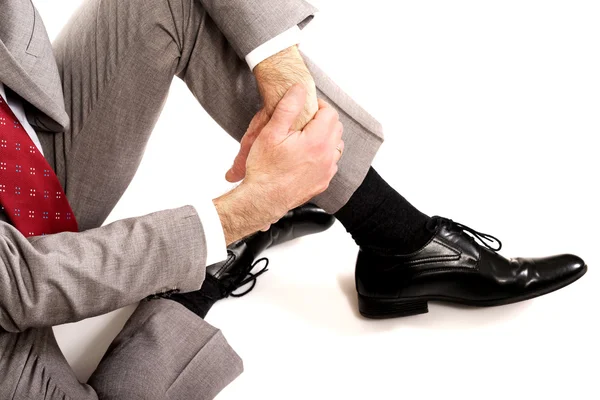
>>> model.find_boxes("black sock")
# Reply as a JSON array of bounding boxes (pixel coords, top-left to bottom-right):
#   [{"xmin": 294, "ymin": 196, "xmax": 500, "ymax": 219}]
[
  {"xmin": 168, "ymin": 275, "xmax": 222, "ymax": 319},
  {"xmin": 334, "ymin": 167, "xmax": 433, "ymax": 254}
]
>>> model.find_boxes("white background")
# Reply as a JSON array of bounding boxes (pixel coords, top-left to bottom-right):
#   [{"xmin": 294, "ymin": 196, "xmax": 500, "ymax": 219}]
[{"xmin": 31, "ymin": 0, "xmax": 599, "ymax": 399}]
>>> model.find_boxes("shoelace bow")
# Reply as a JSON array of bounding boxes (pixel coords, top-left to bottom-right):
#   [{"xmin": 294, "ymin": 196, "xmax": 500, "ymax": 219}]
[
  {"xmin": 228, "ymin": 257, "xmax": 270, "ymax": 298},
  {"xmin": 440, "ymin": 217, "xmax": 503, "ymax": 252}
]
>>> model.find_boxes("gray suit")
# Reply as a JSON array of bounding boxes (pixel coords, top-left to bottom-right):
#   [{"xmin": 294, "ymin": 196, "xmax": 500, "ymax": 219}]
[{"xmin": 0, "ymin": 0, "xmax": 383, "ymax": 398}]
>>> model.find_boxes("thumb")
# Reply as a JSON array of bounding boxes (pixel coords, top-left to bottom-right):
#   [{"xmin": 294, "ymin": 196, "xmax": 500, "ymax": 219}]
[
  {"xmin": 225, "ymin": 151, "xmax": 246, "ymax": 182},
  {"xmin": 225, "ymin": 109, "xmax": 269, "ymax": 182},
  {"xmin": 265, "ymin": 84, "xmax": 307, "ymax": 134},
  {"xmin": 226, "ymin": 135, "xmax": 253, "ymax": 182}
]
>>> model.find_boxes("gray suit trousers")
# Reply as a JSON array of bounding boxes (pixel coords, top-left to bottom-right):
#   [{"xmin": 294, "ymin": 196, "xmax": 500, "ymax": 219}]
[{"xmin": 0, "ymin": 0, "xmax": 383, "ymax": 398}]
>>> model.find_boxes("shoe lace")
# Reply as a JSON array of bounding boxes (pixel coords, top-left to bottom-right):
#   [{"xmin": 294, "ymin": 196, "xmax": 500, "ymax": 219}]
[
  {"xmin": 438, "ymin": 217, "xmax": 503, "ymax": 252},
  {"xmin": 228, "ymin": 257, "xmax": 270, "ymax": 298}
]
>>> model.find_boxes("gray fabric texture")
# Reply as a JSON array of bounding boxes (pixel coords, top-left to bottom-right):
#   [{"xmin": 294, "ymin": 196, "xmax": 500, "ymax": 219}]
[
  {"xmin": 0, "ymin": 0, "xmax": 384, "ymax": 397},
  {"xmin": 0, "ymin": 300, "xmax": 243, "ymax": 399}
]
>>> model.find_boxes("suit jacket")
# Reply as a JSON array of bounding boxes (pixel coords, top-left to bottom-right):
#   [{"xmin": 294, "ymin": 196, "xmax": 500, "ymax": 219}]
[{"xmin": 0, "ymin": 0, "xmax": 315, "ymax": 333}]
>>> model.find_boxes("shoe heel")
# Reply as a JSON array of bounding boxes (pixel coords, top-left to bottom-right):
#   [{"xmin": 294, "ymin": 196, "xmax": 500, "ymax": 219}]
[{"xmin": 358, "ymin": 294, "xmax": 428, "ymax": 319}]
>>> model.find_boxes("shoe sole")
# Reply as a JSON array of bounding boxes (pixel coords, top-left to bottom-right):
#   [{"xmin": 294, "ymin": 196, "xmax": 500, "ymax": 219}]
[{"xmin": 358, "ymin": 264, "xmax": 588, "ymax": 319}]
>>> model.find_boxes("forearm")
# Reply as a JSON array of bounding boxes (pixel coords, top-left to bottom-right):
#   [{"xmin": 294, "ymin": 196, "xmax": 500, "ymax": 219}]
[
  {"xmin": 0, "ymin": 207, "xmax": 205, "ymax": 332},
  {"xmin": 213, "ymin": 182, "xmax": 287, "ymax": 246},
  {"xmin": 254, "ymin": 45, "xmax": 318, "ymax": 131}
]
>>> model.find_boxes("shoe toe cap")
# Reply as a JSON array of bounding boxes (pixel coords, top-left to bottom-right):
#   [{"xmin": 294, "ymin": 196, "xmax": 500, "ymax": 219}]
[
  {"xmin": 532, "ymin": 253, "xmax": 587, "ymax": 283},
  {"xmin": 556, "ymin": 254, "xmax": 587, "ymax": 276}
]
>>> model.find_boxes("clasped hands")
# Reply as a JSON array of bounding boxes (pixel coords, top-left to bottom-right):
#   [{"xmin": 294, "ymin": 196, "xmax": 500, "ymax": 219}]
[
  {"xmin": 213, "ymin": 45, "xmax": 343, "ymax": 244},
  {"xmin": 214, "ymin": 83, "xmax": 344, "ymax": 245},
  {"xmin": 240, "ymin": 83, "xmax": 343, "ymax": 224}
]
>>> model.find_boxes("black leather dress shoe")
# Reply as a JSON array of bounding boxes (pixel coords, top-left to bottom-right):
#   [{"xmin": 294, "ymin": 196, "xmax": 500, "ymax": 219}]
[
  {"xmin": 169, "ymin": 203, "xmax": 335, "ymax": 318},
  {"xmin": 356, "ymin": 216, "xmax": 587, "ymax": 319},
  {"xmin": 205, "ymin": 203, "xmax": 335, "ymax": 296}
]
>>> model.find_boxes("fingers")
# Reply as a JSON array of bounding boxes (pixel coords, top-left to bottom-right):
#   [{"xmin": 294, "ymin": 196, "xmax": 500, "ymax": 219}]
[
  {"xmin": 303, "ymin": 100, "xmax": 339, "ymax": 139},
  {"xmin": 334, "ymin": 140, "xmax": 345, "ymax": 163},
  {"xmin": 302, "ymin": 100, "xmax": 344, "ymax": 180},
  {"xmin": 332, "ymin": 121, "xmax": 344, "ymax": 163},
  {"xmin": 334, "ymin": 120, "xmax": 344, "ymax": 142},
  {"xmin": 317, "ymin": 98, "xmax": 329, "ymax": 110},
  {"xmin": 265, "ymin": 84, "xmax": 307, "ymax": 134},
  {"xmin": 314, "ymin": 101, "xmax": 339, "ymax": 130}
]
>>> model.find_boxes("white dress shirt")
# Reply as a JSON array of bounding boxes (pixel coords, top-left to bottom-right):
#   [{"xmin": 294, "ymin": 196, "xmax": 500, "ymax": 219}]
[
  {"xmin": 0, "ymin": 26, "xmax": 301, "ymax": 265},
  {"xmin": 245, "ymin": 26, "xmax": 302, "ymax": 71},
  {"xmin": 0, "ymin": 83, "xmax": 45, "ymax": 156}
]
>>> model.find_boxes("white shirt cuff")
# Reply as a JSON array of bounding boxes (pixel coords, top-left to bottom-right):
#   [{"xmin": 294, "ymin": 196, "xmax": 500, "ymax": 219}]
[
  {"xmin": 245, "ymin": 26, "xmax": 302, "ymax": 71},
  {"xmin": 193, "ymin": 199, "xmax": 228, "ymax": 266}
]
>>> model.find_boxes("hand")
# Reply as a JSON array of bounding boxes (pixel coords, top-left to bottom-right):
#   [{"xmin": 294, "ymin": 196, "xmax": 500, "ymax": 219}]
[
  {"xmin": 214, "ymin": 84, "xmax": 344, "ymax": 245},
  {"xmin": 245, "ymin": 84, "xmax": 343, "ymax": 213},
  {"xmin": 227, "ymin": 46, "xmax": 318, "ymax": 183}
]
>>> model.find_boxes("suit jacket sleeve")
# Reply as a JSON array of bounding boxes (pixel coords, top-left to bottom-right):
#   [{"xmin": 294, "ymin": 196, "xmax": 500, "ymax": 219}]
[
  {"xmin": 198, "ymin": 0, "xmax": 318, "ymax": 60},
  {"xmin": 0, "ymin": 206, "xmax": 207, "ymax": 333}
]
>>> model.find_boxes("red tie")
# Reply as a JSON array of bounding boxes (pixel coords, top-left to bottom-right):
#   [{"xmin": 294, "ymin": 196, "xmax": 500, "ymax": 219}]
[{"xmin": 0, "ymin": 95, "xmax": 78, "ymax": 237}]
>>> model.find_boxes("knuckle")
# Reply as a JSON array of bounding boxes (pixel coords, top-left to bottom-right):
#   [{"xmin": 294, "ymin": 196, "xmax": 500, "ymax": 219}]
[
  {"xmin": 320, "ymin": 108, "xmax": 334, "ymax": 121},
  {"xmin": 330, "ymin": 166, "xmax": 338, "ymax": 180},
  {"xmin": 328, "ymin": 108, "xmax": 339, "ymax": 121},
  {"xmin": 332, "ymin": 108, "xmax": 340, "ymax": 121},
  {"xmin": 317, "ymin": 182, "xmax": 329, "ymax": 194}
]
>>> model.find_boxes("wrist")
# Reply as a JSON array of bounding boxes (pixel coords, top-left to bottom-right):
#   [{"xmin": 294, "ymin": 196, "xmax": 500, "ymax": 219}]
[
  {"xmin": 254, "ymin": 46, "xmax": 317, "ymax": 128},
  {"xmin": 213, "ymin": 182, "xmax": 287, "ymax": 245}
]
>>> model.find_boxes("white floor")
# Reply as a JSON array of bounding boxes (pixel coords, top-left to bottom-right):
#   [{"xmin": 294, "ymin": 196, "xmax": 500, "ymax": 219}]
[{"xmin": 35, "ymin": 1, "xmax": 600, "ymax": 399}]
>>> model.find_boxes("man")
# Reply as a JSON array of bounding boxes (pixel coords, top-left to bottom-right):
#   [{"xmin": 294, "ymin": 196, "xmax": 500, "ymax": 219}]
[{"xmin": 0, "ymin": 0, "xmax": 587, "ymax": 398}]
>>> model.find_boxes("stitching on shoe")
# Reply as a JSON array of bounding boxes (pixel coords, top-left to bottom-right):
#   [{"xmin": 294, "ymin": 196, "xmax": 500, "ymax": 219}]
[{"xmin": 401, "ymin": 239, "xmax": 461, "ymax": 266}]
